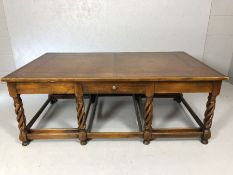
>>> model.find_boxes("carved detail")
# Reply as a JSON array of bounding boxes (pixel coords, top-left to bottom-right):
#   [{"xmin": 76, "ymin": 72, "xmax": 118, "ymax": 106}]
[
  {"xmin": 144, "ymin": 96, "xmax": 153, "ymax": 130},
  {"xmin": 204, "ymin": 94, "xmax": 216, "ymax": 129},
  {"xmin": 13, "ymin": 95, "xmax": 28, "ymax": 142},
  {"xmin": 76, "ymin": 94, "xmax": 86, "ymax": 130},
  {"xmin": 76, "ymin": 91, "xmax": 87, "ymax": 145},
  {"xmin": 143, "ymin": 96, "xmax": 153, "ymax": 144},
  {"xmin": 202, "ymin": 93, "xmax": 217, "ymax": 144}
]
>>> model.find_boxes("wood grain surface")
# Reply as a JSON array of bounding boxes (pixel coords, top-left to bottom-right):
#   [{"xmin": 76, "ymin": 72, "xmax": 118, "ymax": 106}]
[{"xmin": 1, "ymin": 52, "xmax": 228, "ymax": 82}]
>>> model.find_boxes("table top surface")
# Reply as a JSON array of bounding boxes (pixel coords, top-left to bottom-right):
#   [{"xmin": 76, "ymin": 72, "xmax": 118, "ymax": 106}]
[{"xmin": 1, "ymin": 52, "xmax": 228, "ymax": 82}]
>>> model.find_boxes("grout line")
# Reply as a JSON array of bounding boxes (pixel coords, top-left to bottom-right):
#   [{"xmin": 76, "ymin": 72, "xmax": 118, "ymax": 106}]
[
  {"xmin": 228, "ymin": 53, "xmax": 233, "ymax": 83},
  {"xmin": 202, "ymin": 0, "xmax": 214, "ymax": 63},
  {"xmin": 1, "ymin": 0, "xmax": 16, "ymax": 69},
  {"xmin": 206, "ymin": 34, "xmax": 233, "ymax": 37},
  {"xmin": 211, "ymin": 15, "xmax": 233, "ymax": 16}
]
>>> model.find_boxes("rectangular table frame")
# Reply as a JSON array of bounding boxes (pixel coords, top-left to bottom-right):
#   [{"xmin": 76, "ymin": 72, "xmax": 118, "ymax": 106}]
[{"xmin": 6, "ymin": 80, "xmax": 221, "ymax": 146}]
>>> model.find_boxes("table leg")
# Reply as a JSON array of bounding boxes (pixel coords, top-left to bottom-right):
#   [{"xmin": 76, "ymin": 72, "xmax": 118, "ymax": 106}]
[
  {"xmin": 201, "ymin": 93, "xmax": 217, "ymax": 144},
  {"xmin": 7, "ymin": 83, "xmax": 30, "ymax": 146},
  {"xmin": 143, "ymin": 85, "xmax": 154, "ymax": 145},
  {"xmin": 13, "ymin": 95, "xmax": 30, "ymax": 146},
  {"xmin": 75, "ymin": 85, "xmax": 87, "ymax": 145},
  {"xmin": 201, "ymin": 82, "xmax": 221, "ymax": 144}
]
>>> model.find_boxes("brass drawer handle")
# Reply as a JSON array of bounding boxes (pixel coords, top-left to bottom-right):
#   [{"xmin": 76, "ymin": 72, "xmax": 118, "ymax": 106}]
[{"xmin": 112, "ymin": 85, "xmax": 118, "ymax": 91}]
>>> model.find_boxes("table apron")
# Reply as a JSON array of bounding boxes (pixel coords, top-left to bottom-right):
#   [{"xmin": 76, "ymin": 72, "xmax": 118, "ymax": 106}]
[
  {"xmin": 155, "ymin": 81, "xmax": 214, "ymax": 93},
  {"xmin": 15, "ymin": 82, "xmax": 75, "ymax": 94},
  {"xmin": 12, "ymin": 81, "xmax": 217, "ymax": 94}
]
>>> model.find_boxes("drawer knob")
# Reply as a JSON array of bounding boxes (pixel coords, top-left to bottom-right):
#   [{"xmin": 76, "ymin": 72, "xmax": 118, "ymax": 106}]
[{"xmin": 112, "ymin": 85, "xmax": 117, "ymax": 91}]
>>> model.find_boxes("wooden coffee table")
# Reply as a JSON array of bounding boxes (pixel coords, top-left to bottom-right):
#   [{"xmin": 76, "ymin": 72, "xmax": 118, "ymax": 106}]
[{"xmin": 1, "ymin": 52, "xmax": 228, "ymax": 146}]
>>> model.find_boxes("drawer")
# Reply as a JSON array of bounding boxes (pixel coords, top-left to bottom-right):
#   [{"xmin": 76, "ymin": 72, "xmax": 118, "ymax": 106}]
[
  {"xmin": 82, "ymin": 82, "xmax": 149, "ymax": 94},
  {"xmin": 154, "ymin": 81, "xmax": 213, "ymax": 93},
  {"xmin": 16, "ymin": 82, "xmax": 75, "ymax": 94}
]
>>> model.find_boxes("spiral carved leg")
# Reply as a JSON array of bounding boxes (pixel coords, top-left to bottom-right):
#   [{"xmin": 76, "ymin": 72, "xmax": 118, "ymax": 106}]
[
  {"xmin": 76, "ymin": 94, "xmax": 87, "ymax": 145},
  {"xmin": 13, "ymin": 95, "xmax": 30, "ymax": 145},
  {"xmin": 143, "ymin": 96, "xmax": 153, "ymax": 145},
  {"xmin": 201, "ymin": 93, "xmax": 217, "ymax": 144}
]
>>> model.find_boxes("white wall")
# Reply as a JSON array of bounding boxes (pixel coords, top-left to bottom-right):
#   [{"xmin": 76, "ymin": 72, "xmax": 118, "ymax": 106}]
[
  {"xmin": 0, "ymin": 0, "xmax": 15, "ymax": 77},
  {"xmin": 203, "ymin": 0, "xmax": 233, "ymax": 75},
  {"xmin": 3, "ymin": 0, "xmax": 212, "ymax": 68},
  {"xmin": 229, "ymin": 54, "xmax": 233, "ymax": 83}
]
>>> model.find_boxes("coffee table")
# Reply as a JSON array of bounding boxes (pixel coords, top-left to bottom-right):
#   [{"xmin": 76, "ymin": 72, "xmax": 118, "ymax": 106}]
[{"xmin": 1, "ymin": 52, "xmax": 228, "ymax": 146}]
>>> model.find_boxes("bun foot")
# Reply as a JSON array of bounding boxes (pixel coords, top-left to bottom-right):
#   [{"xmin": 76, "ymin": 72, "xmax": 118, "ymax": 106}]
[
  {"xmin": 80, "ymin": 141, "xmax": 87, "ymax": 145},
  {"xmin": 22, "ymin": 141, "xmax": 30, "ymax": 146},
  {"xmin": 143, "ymin": 140, "xmax": 150, "ymax": 145},
  {"xmin": 201, "ymin": 139, "xmax": 208, "ymax": 144}
]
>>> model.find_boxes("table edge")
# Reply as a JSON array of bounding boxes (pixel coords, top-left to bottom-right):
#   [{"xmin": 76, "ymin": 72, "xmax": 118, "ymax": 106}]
[{"xmin": 1, "ymin": 76, "xmax": 229, "ymax": 83}]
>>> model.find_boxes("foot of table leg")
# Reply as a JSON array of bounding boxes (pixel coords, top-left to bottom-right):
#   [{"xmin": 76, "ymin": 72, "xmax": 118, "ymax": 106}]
[
  {"xmin": 80, "ymin": 141, "xmax": 87, "ymax": 145},
  {"xmin": 79, "ymin": 130, "xmax": 87, "ymax": 145},
  {"xmin": 201, "ymin": 129, "xmax": 211, "ymax": 144},
  {"xmin": 22, "ymin": 140, "xmax": 31, "ymax": 146},
  {"xmin": 143, "ymin": 140, "xmax": 150, "ymax": 145},
  {"xmin": 143, "ymin": 130, "xmax": 152, "ymax": 145},
  {"xmin": 201, "ymin": 139, "xmax": 208, "ymax": 144}
]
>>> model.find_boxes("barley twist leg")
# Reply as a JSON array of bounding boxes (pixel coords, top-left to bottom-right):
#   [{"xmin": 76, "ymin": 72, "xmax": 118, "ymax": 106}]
[
  {"xmin": 201, "ymin": 93, "xmax": 217, "ymax": 144},
  {"xmin": 13, "ymin": 95, "xmax": 30, "ymax": 146},
  {"xmin": 143, "ymin": 96, "xmax": 153, "ymax": 145},
  {"xmin": 76, "ymin": 93, "xmax": 87, "ymax": 145}
]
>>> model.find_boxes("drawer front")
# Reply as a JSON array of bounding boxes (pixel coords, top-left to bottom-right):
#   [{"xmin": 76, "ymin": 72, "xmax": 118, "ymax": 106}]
[
  {"xmin": 16, "ymin": 82, "xmax": 75, "ymax": 94},
  {"xmin": 154, "ymin": 81, "xmax": 213, "ymax": 93},
  {"xmin": 82, "ymin": 82, "xmax": 150, "ymax": 94}
]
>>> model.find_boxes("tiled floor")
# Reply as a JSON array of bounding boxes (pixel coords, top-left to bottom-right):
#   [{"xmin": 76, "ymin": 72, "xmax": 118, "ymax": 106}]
[{"xmin": 0, "ymin": 82, "xmax": 233, "ymax": 175}]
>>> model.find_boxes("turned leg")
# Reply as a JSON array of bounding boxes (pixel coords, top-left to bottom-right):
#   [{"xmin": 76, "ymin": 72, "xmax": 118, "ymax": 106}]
[
  {"xmin": 143, "ymin": 90, "xmax": 154, "ymax": 145},
  {"xmin": 201, "ymin": 93, "xmax": 217, "ymax": 144},
  {"xmin": 75, "ymin": 85, "xmax": 87, "ymax": 145},
  {"xmin": 201, "ymin": 82, "xmax": 222, "ymax": 144},
  {"xmin": 12, "ymin": 95, "xmax": 30, "ymax": 146}
]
